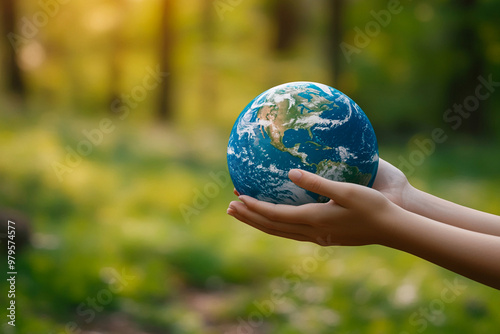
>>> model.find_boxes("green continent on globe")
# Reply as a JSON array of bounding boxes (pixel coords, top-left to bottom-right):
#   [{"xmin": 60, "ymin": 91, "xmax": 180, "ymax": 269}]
[
  {"xmin": 315, "ymin": 159, "xmax": 372, "ymax": 185},
  {"xmin": 228, "ymin": 81, "xmax": 379, "ymax": 205},
  {"xmin": 314, "ymin": 159, "xmax": 372, "ymax": 202},
  {"xmin": 255, "ymin": 86, "xmax": 372, "ymax": 199},
  {"xmin": 257, "ymin": 87, "xmax": 334, "ymax": 164}
]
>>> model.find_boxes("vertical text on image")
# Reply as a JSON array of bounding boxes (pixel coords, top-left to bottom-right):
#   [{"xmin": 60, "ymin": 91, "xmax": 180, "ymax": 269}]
[{"xmin": 5, "ymin": 220, "xmax": 17, "ymax": 327}]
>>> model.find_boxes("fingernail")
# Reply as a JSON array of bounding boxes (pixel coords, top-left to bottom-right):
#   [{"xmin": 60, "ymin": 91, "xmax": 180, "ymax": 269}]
[
  {"xmin": 288, "ymin": 169, "xmax": 302, "ymax": 182},
  {"xmin": 227, "ymin": 203, "xmax": 236, "ymax": 215},
  {"xmin": 238, "ymin": 195, "xmax": 248, "ymax": 204}
]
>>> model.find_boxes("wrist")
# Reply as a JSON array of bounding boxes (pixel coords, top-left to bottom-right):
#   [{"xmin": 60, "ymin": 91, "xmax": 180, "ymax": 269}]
[
  {"xmin": 373, "ymin": 201, "xmax": 410, "ymax": 247},
  {"xmin": 401, "ymin": 182, "xmax": 421, "ymax": 213}
]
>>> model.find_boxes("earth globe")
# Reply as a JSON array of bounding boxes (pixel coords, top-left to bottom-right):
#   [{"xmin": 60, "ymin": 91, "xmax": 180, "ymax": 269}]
[{"xmin": 227, "ymin": 81, "xmax": 379, "ymax": 205}]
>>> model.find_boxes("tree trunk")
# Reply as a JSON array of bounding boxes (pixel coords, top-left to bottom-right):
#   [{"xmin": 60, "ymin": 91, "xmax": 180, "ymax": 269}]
[
  {"xmin": 199, "ymin": 0, "xmax": 217, "ymax": 121},
  {"xmin": 327, "ymin": 0, "xmax": 345, "ymax": 87},
  {"xmin": 1, "ymin": 0, "xmax": 26, "ymax": 98},
  {"xmin": 108, "ymin": 1, "xmax": 125, "ymax": 115},
  {"xmin": 158, "ymin": 0, "xmax": 175, "ymax": 121},
  {"xmin": 446, "ymin": 0, "xmax": 486, "ymax": 135},
  {"xmin": 271, "ymin": 0, "xmax": 300, "ymax": 54}
]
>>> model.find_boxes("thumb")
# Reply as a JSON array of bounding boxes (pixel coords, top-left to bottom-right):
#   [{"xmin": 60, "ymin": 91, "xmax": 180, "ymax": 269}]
[{"xmin": 288, "ymin": 169, "xmax": 357, "ymax": 207}]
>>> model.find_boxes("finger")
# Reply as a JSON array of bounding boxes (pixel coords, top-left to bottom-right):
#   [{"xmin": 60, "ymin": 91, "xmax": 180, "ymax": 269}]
[
  {"xmin": 228, "ymin": 201, "xmax": 313, "ymax": 236},
  {"xmin": 288, "ymin": 169, "xmax": 358, "ymax": 207},
  {"xmin": 239, "ymin": 195, "xmax": 324, "ymax": 224},
  {"xmin": 228, "ymin": 200, "xmax": 312, "ymax": 234},
  {"xmin": 227, "ymin": 202, "xmax": 311, "ymax": 242},
  {"xmin": 233, "ymin": 188, "xmax": 240, "ymax": 196}
]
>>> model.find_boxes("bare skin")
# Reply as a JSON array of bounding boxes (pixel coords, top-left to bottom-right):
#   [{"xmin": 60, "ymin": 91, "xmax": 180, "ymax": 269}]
[{"xmin": 227, "ymin": 159, "xmax": 500, "ymax": 290}]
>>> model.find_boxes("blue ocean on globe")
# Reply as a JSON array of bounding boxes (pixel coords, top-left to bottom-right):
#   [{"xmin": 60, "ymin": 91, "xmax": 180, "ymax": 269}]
[{"xmin": 227, "ymin": 81, "xmax": 379, "ymax": 205}]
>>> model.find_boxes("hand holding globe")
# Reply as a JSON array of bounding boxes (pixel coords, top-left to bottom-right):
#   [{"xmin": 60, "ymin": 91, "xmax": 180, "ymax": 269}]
[
  {"xmin": 226, "ymin": 81, "xmax": 500, "ymax": 290},
  {"xmin": 227, "ymin": 81, "xmax": 379, "ymax": 205},
  {"xmin": 228, "ymin": 163, "xmax": 399, "ymax": 246}
]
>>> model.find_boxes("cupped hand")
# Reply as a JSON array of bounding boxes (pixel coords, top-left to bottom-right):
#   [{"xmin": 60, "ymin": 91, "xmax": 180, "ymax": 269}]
[
  {"xmin": 227, "ymin": 169, "xmax": 399, "ymax": 246},
  {"xmin": 372, "ymin": 158, "xmax": 412, "ymax": 209}
]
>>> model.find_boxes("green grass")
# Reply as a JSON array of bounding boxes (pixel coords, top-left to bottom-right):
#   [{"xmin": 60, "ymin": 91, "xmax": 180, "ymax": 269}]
[{"xmin": 0, "ymin": 114, "xmax": 499, "ymax": 333}]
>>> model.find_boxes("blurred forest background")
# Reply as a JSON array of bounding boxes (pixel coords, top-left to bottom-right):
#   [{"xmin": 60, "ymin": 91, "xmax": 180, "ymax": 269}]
[{"xmin": 1, "ymin": 0, "xmax": 500, "ymax": 333}]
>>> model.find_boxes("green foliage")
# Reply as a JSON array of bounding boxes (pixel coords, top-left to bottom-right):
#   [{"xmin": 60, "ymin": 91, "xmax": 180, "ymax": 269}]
[
  {"xmin": 1, "ymin": 0, "xmax": 500, "ymax": 332},
  {"xmin": 2, "ymin": 0, "xmax": 499, "ymax": 137},
  {"xmin": 0, "ymin": 113, "xmax": 499, "ymax": 333}
]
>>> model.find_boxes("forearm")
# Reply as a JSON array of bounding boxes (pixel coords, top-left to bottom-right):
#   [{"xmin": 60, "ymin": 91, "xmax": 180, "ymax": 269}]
[
  {"xmin": 404, "ymin": 185, "xmax": 500, "ymax": 237},
  {"xmin": 382, "ymin": 207, "xmax": 500, "ymax": 290}
]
